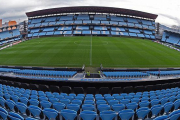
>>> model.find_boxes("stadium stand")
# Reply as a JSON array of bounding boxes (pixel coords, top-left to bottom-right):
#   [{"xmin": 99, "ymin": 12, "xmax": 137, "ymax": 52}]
[
  {"xmin": 0, "ymin": 29, "xmax": 20, "ymax": 40},
  {"xmin": 0, "ymin": 80, "xmax": 180, "ymax": 120},
  {"xmin": 0, "ymin": 29, "xmax": 21, "ymax": 46},
  {"xmin": 161, "ymin": 31, "xmax": 180, "ymax": 45},
  {"xmin": 1, "ymin": 67, "xmax": 180, "ymax": 82},
  {"xmin": 103, "ymin": 72, "xmax": 149, "ymax": 78},
  {"xmin": 147, "ymin": 70, "xmax": 180, "ymax": 76},
  {"xmin": 27, "ymin": 7, "xmax": 156, "ymax": 39},
  {"xmin": 0, "ymin": 68, "xmax": 77, "ymax": 78}
]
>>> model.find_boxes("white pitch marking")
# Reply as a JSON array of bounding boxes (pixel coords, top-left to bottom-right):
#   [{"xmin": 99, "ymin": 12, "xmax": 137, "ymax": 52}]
[{"xmin": 90, "ymin": 35, "xmax": 92, "ymax": 66}]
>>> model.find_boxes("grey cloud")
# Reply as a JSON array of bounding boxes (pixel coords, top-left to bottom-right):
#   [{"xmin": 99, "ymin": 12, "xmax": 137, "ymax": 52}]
[
  {"xmin": 0, "ymin": 0, "xmax": 180, "ymax": 26},
  {"xmin": 158, "ymin": 13, "xmax": 180, "ymax": 26}
]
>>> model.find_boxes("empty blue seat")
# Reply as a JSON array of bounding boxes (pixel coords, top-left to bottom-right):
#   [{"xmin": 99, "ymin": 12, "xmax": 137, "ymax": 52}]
[
  {"xmin": 120, "ymin": 99, "xmax": 130, "ymax": 105},
  {"xmin": 150, "ymin": 96, "xmax": 157, "ymax": 100},
  {"xmin": 108, "ymin": 100, "xmax": 119, "ymax": 106},
  {"xmin": 53, "ymin": 102, "xmax": 65, "ymax": 112},
  {"xmin": 82, "ymin": 104, "xmax": 95, "ymax": 111},
  {"xmin": 0, "ymin": 107, "xmax": 8, "ymax": 120},
  {"xmin": 77, "ymin": 94, "xmax": 85, "ymax": 97},
  {"xmin": 39, "ymin": 96, "xmax": 48, "ymax": 101},
  {"xmin": 100, "ymin": 110, "xmax": 117, "ymax": 120},
  {"xmin": 88, "ymin": 94, "xmax": 97, "ymax": 98},
  {"xmin": 19, "ymin": 97, "xmax": 28, "ymax": 105},
  {"xmin": 71, "ymin": 99, "xmax": 82, "ymax": 105},
  {"xmin": 80, "ymin": 111, "xmax": 97, "ymax": 120},
  {"xmin": 4, "ymin": 94, "xmax": 11, "ymax": 99},
  {"xmin": 26, "ymin": 117, "xmax": 38, "ymax": 120},
  {"xmin": 60, "ymin": 109, "xmax": 77, "ymax": 120},
  {"xmin": 125, "ymin": 95, "xmax": 133, "ymax": 100},
  {"xmin": 16, "ymin": 102, "xmax": 27, "ymax": 114},
  {"xmin": 126, "ymin": 102, "xmax": 138, "ymax": 110},
  {"xmin": 29, "ymin": 99, "xmax": 39, "ymax": 106},
  {"xmin": 6, "ymin": 99, "xmax": 16, "ymax": 111},
  {"xmin": 65, "ymin": 96, "xmax": 74, "ymax": 101},
  {"xmin": 119, "ymin": 109, "xmax": 134, "ymax": 120},
  {"xmin": 97, "ymin": 104, "xmax": 111, "ymax": 112},
  {"xmin": 75, "ymin": 96, "xmax": 84, "ymax": 101},
  {"xmin": 160, "ymin": 97, "xmax": 169, "ymax": 105},
  {"xmin": 28, "ymin": 105, "xmax": 43, "ymax": 119},
  {"xmin": 40, "ymin": 100, "xmax": 52, "ymax": 108},
  {"xmin": 49, "ymin": 98, "xmax": 59, "ymax": 103},
  {"xmin": 84, "ymin": 100, "xmax": 94, "ymax": 105},
  {"xmin": 151, "ymin": 104, "xmax": 163, "ymax": 118},
  {"xmin": 154, "ymin": 115, "xmax": 168, "ymax": 120},
  {"xmin": 95, "ymin": 96, "xmax": 104, "ymax": 100},
  {"xmin": 174, "ymin": 99, "xmax": 180, "ymax": 110},
  {"xmin": 85, "ymin": 96, "xmax": 94, "ymax": 100},
  {"xmin": 112, "ymin": 104, "xmax": 125, "ymax": 112},
  {"xmin": 151, "ymin": 99, "xmax": 160, "ymax": 106},
  {"xmin": 67, "ymin": 104, "xmax": 80, "ymax": 112},
  {"xmin": 112, "ymin": 94, "xmax": 119, "ymax": 97},
  {"xmin": 30, "ymin": 95, "xmax": 38, "ymax": 99},
  {"xmin": 43, "ymin": 108, "xmax": 58, "ymax": 120},
  {"xmin": 0, "ymin": 97, "xmax": 6, "ymax": 107},
  {"xmin": 141, "ymin": 97, "xmax": 149, "ymax": 101},
  {"xmin": 139, "ymin": 101, "xmax": 150, "ymax": 108},
  {"xmin": 169, "ymin": 96, "xmax": 176, "ymax": 102},
  {"xmin": 164, "ymin": 102, "xmax": 174, "ymax": 114},
  {"xmin": 169, "ymin": 112, "xmax": 180, "ymax": 120},
  {"xmin": 8, "ymin": 112, "xmax": 24, "ymax": 120},
  {"xmin": 60, "ymin": 99, "xmax": 71, "ymax": 106},
  {"xmin": 11, "ymin": 95, "xmax": 19, "ymax": 102},
  {"xmin": 115, "ymin": 96, "xmax": 124, "ymax": 100},
  {"xmin": 96, "ymin": 100, "xmax": 107, "ymax": 105},
  {"xmin": 131, "ymin": 98, "xmax": 140, "ymax": 103},
  {"xmin": 105, "ymin": 96, "xmax": 114, "ymax": 101},
  {"xmin": 136, "ymin": 107, "xmax": 150, "ymax": 120},
  {"xmin": 176, "ymin": 94, "xmax": 180, "ymax": 99}
]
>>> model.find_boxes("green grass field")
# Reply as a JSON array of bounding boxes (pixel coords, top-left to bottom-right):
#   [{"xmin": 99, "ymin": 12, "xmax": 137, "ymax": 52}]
[{"xmin": 0, "ymin": 36, "xmax": 180, "ymax": 68}]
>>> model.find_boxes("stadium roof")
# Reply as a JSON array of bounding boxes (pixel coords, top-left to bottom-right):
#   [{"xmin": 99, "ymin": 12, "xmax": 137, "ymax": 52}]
[
  {"xmin": 26, "ymin": 6, "xmax": 158, "ymax": 19},
  {"xmin": 164, "ymin": 30, "xmax": 180, "ymax": 35}
]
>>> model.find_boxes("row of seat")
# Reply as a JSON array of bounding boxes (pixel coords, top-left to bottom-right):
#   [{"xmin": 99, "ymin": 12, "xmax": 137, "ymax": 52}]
[
  {"xmin": 0, "ymin": 68, "xmax": 77, "ymax": 78},
  {"xmin": 103, "ymin": 72, "xmax": 149, "ymax": 78},
  {"xmin": 0, "ymin": 29, "xmax": 20, "ymax": 40},
  {"xmin": 15, "ymin": 75, "xmax": 68, "ymax": 81},
  {"xmin": 2, "ymin": 87, "xmax": 180, "ymax": 109},
  {"xmin": 1, "ymin": 82, "xmax": 180, "ymax": 120},
  {"xmin": 29, "ymin": 26, "xmax": 154, "ymax": 35},
  {"xmin": 28, "ymin": 15, "xmax": 155, "ymax": 26},
  {"xmin": 80, "ymin": 78, "xmax": 143, "ymax": 82},
  {"xmin": 27, "ymin": 31, "xmax": 155, "ymax": 40},
  {"xmin": 103, "ymin": 70, "xmax": 180, "ymax": 78},
  {"xmin": 0, "ymin": 38, "xmax": 20, "ymax": 46},
  {"xmin": 28, "ymin": 21, "xmax": 155, "ymax": 30},
  {"xmin": 147, "ymin": 70, "xmax": 180, "ymax": 76},
  {"xmin": 1, "ymin": 79, "xmax": 179, "ymax": 94},
  {"xmin": 154, "ymin": 110, "xmax": 180, "ymax": 120}
]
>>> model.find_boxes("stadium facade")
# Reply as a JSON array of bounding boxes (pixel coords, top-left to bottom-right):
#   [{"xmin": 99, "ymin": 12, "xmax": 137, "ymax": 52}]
[{"xmin": 26, "ymin": 6, "xmax": 157, "ymax": 39}]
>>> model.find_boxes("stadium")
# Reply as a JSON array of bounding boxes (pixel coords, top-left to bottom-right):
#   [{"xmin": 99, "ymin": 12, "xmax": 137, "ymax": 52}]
[{"xmin": 0, "ymin": 5, "xmax": 180, "ymax": 120}]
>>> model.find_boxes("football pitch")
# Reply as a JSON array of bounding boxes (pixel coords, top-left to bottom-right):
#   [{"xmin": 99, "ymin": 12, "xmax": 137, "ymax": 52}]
[{"xmin": 0, "ymin": 36, "xmax": 180, "ymax": 68}]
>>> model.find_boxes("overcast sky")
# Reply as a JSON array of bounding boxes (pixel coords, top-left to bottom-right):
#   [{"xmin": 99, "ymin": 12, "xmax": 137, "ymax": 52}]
[{"xmin": 1, "ymin": 0, "xmax": 180, "ymax": 27}]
